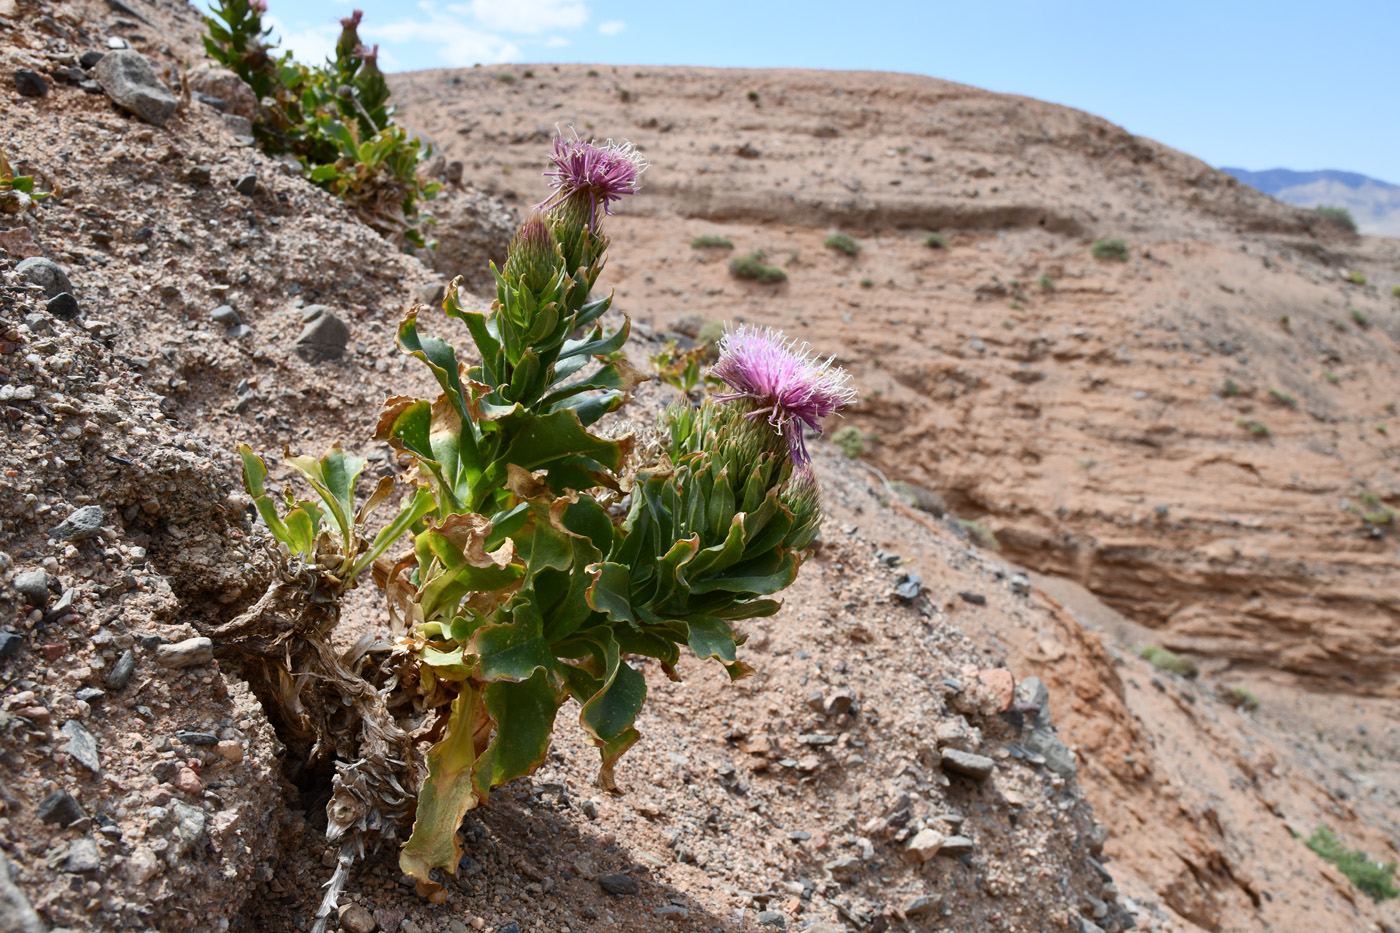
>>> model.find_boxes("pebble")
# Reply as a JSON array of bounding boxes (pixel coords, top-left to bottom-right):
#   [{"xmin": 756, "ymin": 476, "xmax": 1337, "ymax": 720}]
[
  {"xmin": 210, "ymin": 305, "xmax": 242, "ymax": 326},
  {"xmin": 893, "ymin": 572, "xmax": 921, "ymax": 600},
  {"xmin": 155, "ymin": 636, "xmax": 213, "ymax": 668},
  {"xmin": 176, "ymin": 731, "xmax": 220, "ymax": 746},
  {"xmin": 1009, "ymin": 572, "xmax": 1031, "ymax": 596},
  {"xmin": 13, "ymin": 569, "xmax": 49, "ymax": 605},
  {"xmin": 338, "ymin": 904, "xmax": 377, "ymax": 933},
  {"xmin": 598, "ymin": 872, "xmax": 639, "ymax": 896},
  {"xmin": 173, "ymin": 767, "xmax": 202, "ymax": 795},
  {"xmin": 0, "ymin": 631, "xmax": 21, "ymax": 660},
  {"xmin": 904, "ymin": 894, "xmax": 941, "ymax": 916},
  {"xmin": 825, "ymin": 856, "xmax": 862, "ymax": 879},
  {"xmin": 939, "ymin": 835, "xmax": 974, "ymax": 857},
  {"xmin": 105, "ymin": 649, "xmax": 135, "ymax": 689},
  {"xmin": 75, "ymin": 687, "xmax": 105, "ymax": 704},
  {"xmin": 126, "ymin": 846, "xmax": 159, "ymax": 883},
  {"xmin": 36, "ymin": 789, "xmax": 86, "ymax": 827},
  {"xmin": 905, "ymin": 829, "xmax": 944, "ymax": 863},
  {"xmin": 64, "ymin": 837, "xmax": 101, "ymax": 873},
  {"xmin": 50, "ymin": 504, "xmax": 104, "ymax": 541},
  {"xmin": 940, "ymin": 748, "xmax": 996, "ymax": 782},
  {"xmin": 958, "ymin": 591, "xmax": 987, "ymax": 606},
  {"xmin": 13, "ymin": 68, "xmax": 47, "ymax": 97},
  {"xmin": 79, "ymin": 50, "xmax": 106, "ymax": 68},
  {"xmin": 45, "ymin": 292, "xmax": 81, "ymax": 320},
  {"xmin": 171, "ymin": 801, "xmax": 206, "ymax": 855},
  {"xmin": 295, "ymin": 306, "xmax": 350, "ymax": 362},
  {"xmin": 187, "ymin": 165, "xmax": 212, "ymax": 185},
  {"xmin": 61, "ymin": 719, "xmax": 101, "ymax": 773},
  {"xmin": 757, "ymin": 910, "xmax": 786, "ymax": 929},
  {"xmin": 93, "ymin": 49, "xmax": 177, "ymax": 126},
  {"xmin": 222, "ymin": 113, "xmax": 253, "ymax": 138},
  {"xmin": 15, "ymin": 257, "xmax": 73, "ymax": 299},
  {"xmin": 233, "ymin": 173, "xmax": 257, "ymax": 196}
]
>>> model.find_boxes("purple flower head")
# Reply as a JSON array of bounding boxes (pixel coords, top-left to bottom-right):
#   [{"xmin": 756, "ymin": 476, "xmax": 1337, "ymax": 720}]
[
  {"xmin": 249, "ymin": 0, "xmax": 268, "ymax": 12},
  {"xmin": 711, "ymin": 324, "xmax": 856, "ymax": 465},
  {"xmin": 536, "ymin": 132, "xmax": 648, "ymax": 227},
  {"xmin": 353, "ymin": 42, "xmax": 379, "ymax": 65},
  {"xmin": 340, "ymin": 9, "xmax": 362, "ymax": 29}
]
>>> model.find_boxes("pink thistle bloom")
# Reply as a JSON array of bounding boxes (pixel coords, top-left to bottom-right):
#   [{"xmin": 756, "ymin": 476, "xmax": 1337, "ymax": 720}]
[
  {"xmin": 353, "ymin": 42, "xmax": 379, "ymax": 65},
  {"xmin": 536, "ymin": 132, "xmax": 648, "ymax": 226},
  {"xmin": 711, "ymin": 324, "xmax": 856, "ymax": 464},
  {"xmin": 249, "ymin": 0, "xmax": 267, "ymax": 11},
  {"xmin": 340, "ymin": 9, "xmax": 362, "ymax": 29}
]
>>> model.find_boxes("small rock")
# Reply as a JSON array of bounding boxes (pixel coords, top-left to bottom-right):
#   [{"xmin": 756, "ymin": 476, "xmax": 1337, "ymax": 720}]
[
  {"xmin": 210, "ymin": 304, "xmax": 241, "ymax": 326},
  {"xmin": 45, "ymin": 292, "xmax": 81, "ymax": 320},
  {"xmin": 186, "ymin": 165, "xmax": 212, "ymax": 185},
  {"xmin": 126, "ymin": 846, "xmax": 159, "ymax": 883},
  {"xmin": 498, "ymin": 924, "xmax": 520, "ymax": 933},
  {"xmin": 0, "ymin": 631, "xmax": 22, "ymax": 660},
  {"xmin": 412, "ymin": 281, "xmax": 446, "ymax": 306},
  {"xmin": 64, "ymin": 837, "xmax": 101, "ymax": 873},
  {"xmin": 16, "ymin": 257, "xmax": 73, "ymax": 298},
  {"xmin": 171, "ymin": 801, "xmax": 206, "ymax": 856},
  {"xmin": 93, "ymin": 50, "xmax": 177, "ymax": 126},
  {"xmin": 14, "ymin": 68, "xmax": 48, "ymax": 97},
  {"xmin": 186, "ymin": 64, "xmax": 256, "ymax": 119},
  {"xmin": 295, "ymin": 306, "xmax": 350, "ymax": 362},
  {"xmin": 373, "ymin": 908, "xmax": 406, "ymax": 932},
  {"xmin": 338, "ymin": 904, "xmax": 377, "ymax": 933},
  {"xmin": 215, "ymin": 740, "xmax": 244, "ymax": 763},
  {"xmin": 172, "ymin": 768, "xmax": 202, "ymax": 795},
  {"xmin": 654, "ymin": 907, "xmax": 689, "ymax": 921},
  {"xmin": 50, "ymin": 505, "xmax": 103, "ymax": 541},
  {"xmin": 75, "ymin": 687, "xmax": 105, "ymax": 704},
  {"xmin": 905, "ymin": 828, "xmax": 944, "ymax": 863},
  {"xmin": 1026, "ymin": 726, "xmax": 1077, "ymax": 780},
  {"xmin": 193, "ymin": 91, "xmax": 227, "ymax": 111},
  {"xmin": 825, "ymin": 856, "xmax": 862, "ymax": 880},
  {"xmin": 904, "ymin": 894, "xmax": 941, "ymax": 916},
  {"xmin": 13, "ymin": 569, "xmax": 49, "ymax": 605},
  {"xmin": 37, "ymin": 789, "xmax": 86, "ymax": 827},
  {"xmin": 233, "ymin": 173, "xmax": 257, "ymax": 196},
  {"xmin": 958, "ymin": 591, "xmax": 987, "ymax": 606},
  {"xmin": 106, "ymin": 36, "xmax": 130, "ymax": 49},
  {"xmin": 175, "ymin": 731, "xmax": 220, "ymax": 746},
  {"xmin": 0, "ymin": 227, "xmax": 40, "ymax": 259},
  {"xmin": 938, "ymin": 835, "xmax": 974, "ymax": 857},
  {"xmin": 757, "ymin": 911, "xmax": 786, "ymax": 929},
  {"xmin": 1009, "ymin": 572, "xmax": 1031, "ymax": 596},
  {"xmin": 79, "ymin": 50, "xmax": 107, "ymax": 69},
  {"xmin": 221, "ymin": 113, "xmax": 253, "ymax": 138},
  {"xmin": 598, "ymin": 872, "xmax": 639, "ymax": 896},
  {"xmin": 155, "ymin": 636, "xmax": 213, "ymax": 669},
  {"xmin": 105, "ymin": 649, "xmax": 135, "ymax": 689},
  {"xmin": 804, "ymin": 689, "xmax": 825, "ymax": 712},
  {"xmin": 893, "ymin": 572, "xmax": 922, "ymax": 601},
  {"xmin": 61, "ymin": 720, "xmax": 101, "ymax": 773},
  {"xmin": 940, "ymin": 748, "xmax": 995, "ymax": 782},
  {"xmin": 825, "ymin": 688, "xmax": 855, "ymax": 716}
]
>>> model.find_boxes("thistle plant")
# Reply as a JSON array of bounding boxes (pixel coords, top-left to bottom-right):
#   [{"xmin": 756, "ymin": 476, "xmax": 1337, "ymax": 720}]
[{"xmin": 230, "ymin": 134, "xmax": 851, "ymax": 928}]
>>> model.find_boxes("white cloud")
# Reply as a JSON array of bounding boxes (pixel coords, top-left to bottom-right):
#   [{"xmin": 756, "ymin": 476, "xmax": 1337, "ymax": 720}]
[
  {"xmin": 545, "ymin": 36, "xmax": 570, "ymax": 47},
  {"xmin": 365, "ymin": 3, "xmax": 521, "ymax": 67},
  {"xmin": 597, "ymin": 20, "xmax": 625, "ymax": 36},
  {"xmin": 264, "ymin": 15, "xmax": 339, "ymax": 66},
  {"xmin": 470, "ymin": 0, "xmax": 587, "ymax": 34}
]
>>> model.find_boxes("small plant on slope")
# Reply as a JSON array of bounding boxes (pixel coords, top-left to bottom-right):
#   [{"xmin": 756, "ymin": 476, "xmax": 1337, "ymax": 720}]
[
  {"xmin": 1140, "ymin": 644, "xmax": 1198, "ymax": 678},
  {"xmin": 229, "ymin": 135, "xmax": 853, "ymax": 929},
  {"xmin": 824, "ymin": 232, "xmax": 860, "ymax": 257},
  {"xmin": 729, "ymin": 250, "xmax": 788, "ymax": 283},
  {"xmin": 1091, "ymin": 238, "xmax": 1129, "ymax": 261},
  {"xmin": 1304, "ymin": 825, "xmax": 1399, "ymax": 901},
  {"xmin": 202, "ymin": 2, "xmax": 439, "ymax": 245},
  {"xmin": 1315, "ymin": 205, "xmax": 1358, "ymax": 234}
]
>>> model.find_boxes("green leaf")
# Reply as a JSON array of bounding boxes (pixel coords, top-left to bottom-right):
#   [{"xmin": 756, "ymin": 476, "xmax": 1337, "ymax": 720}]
[
  {"xmin": 346, "ymin": 484, "xmax": 436, "ymax": 580},
  {"xmin": 401, "ymin": 684, "xmax": 483, "ymax": 886},
  {"xmin": 577, "ymin": 633, "xmax": 647, "ymax": 792},
  {"xmin": 284, "ymin": 446, "xmax": 366, "ymax": 548},
  {"xmin": 238, "ymin": 445, "xmax": 293, "ymax": 547},
  {"xmin": 586, "ymin": 562, "xmax": 636, "ymax": 624},
  {"xmin": 477, "ymin": 669, "xmax": 563, "ymax": 787}
]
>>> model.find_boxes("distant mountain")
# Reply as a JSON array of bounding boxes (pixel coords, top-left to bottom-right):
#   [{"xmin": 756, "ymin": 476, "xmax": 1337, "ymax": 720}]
[{"xmin": 1222, "ymin": 167, "xmax": 1400, "ymax": 237}]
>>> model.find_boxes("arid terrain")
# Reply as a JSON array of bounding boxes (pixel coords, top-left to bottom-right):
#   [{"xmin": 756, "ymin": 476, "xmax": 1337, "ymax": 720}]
[{"xmin": 1, "ymin": 2, "xmax": 1399, "ymax": 932}]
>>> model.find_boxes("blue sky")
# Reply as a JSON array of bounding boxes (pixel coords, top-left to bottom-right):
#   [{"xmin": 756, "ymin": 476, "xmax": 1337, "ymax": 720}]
[{"xmin": 239, "ymin": 0, "xmax": 1399, "ymax": 182}]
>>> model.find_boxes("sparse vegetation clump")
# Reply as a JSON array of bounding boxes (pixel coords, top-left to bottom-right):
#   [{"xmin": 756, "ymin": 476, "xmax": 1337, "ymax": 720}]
[
  {"xmin": 1268, "ymin": 388, "xmax": 1298, "ymax": 408},
  {"xmin": 1303, "ymin": 826, "xmax": 1399, "ymax": 902},
  {"xmin": 1392, "ymin": 285, "xmax": 1400, "ymax": 299},
  {"xmin": 1237, "ymin": 418, "xmax": 1270, "ymax": 438},
  {"xmin": 859, "ymin": 277, "xmax": 874, "ymax": 289},
  {"xmin": 1223, "ymin": 378, "xmax": 1242, "ymax": 397},
  {"xmin": 1315, "ymin": 205, "xmax": 1358, "ymax": 233},
  {"xmin": 824, "ymin": 233, "xmax": 861, "ymax": 257},
  {"xmin": 1355, "ymin": 491, "xmax": 1397, "ymax": 525},
  {"xmin": 1091, "ymin": 238, "xmax": 1129, "ymax": 261},
  {"xmin": 1348, "ymin": 270, "xmax": 1367, "ymax": 286},
  {"xmin": 1228, "ymin": 686, "xmax": 1260, "ymax": 710},
  {"xmin": 202, "ymin": 1, "xmax": 440, "ymax": 245},
  {"xmin": 1037, "ymin": 273, "xmax": 1055, "ymax": 291},
  {"xmin": 729, "ymin": 250, "xmax": 788, "ymax": 283},
  {"xmin": 952, "ymin": 517, "xmax": 1001, "ymax": 551},
  {"xmin": 1350, "ymin": 308, "xmax": 1369, "ymax": 327},
  {"xmin": 831, "ymin": 425, "xmax": 866, "ymax": 457},
  {"xmin": 1140, "ymin": 645, "xmax": 1199, "ymax": 678},
  {"xmin": 923, "ymin": 231, "xmax": 948, "ymax": 249},
  {"xmin": 691, "ymin": 234, "xmax": 734, "ymax": 249}
]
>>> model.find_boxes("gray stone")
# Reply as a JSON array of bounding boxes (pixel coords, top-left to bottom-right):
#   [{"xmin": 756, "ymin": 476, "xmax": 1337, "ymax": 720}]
[
  {"xmin": 171, "ymin": 801, "xmax": 206, "ymax": 856},
  {"xmin": 80, "ymin": 50, "xmax": 107, "ymax": 69},
  {"xmin": 655, "ymin": 906, "xmax": 689, "ymax": 921},
  {"xmin": 176, "ymin": 731, "xmax": 219, "ymax": 746},
  {"xmin": 46, "ymin": 292, "xmax": 81, "ymax": 320},
  {"xmin": 210, "ymin": 304, "xmax": 241, "ymax": 326},
  {"xmin": 1016, "ymin": 676, "xmax": 1051, "ymax": 724},
  {"xmin": 1026, "ymin": 726, "xmax": 1077, "ymax": 780},
  {"xmin": 904, "ymin": 894, "xmax": 941, "ymax": 916},
  {"xmin": 186, "ymin": 64, "xmax": 257, "ymax": 119},
  {"xmin": 233, "ymin": 173, "xmax": 257, "ymax": 196},
  {"xmin": 75, "ymin": 687, "xmax": 105, "ymax": 704},
  {"xmin": 904, "ymin": 829, "xmax": 943, "ymax": 863},
  {"xmin": 940, "ymin": 748, "xmax": 995, "ymax": 782},
  {"xmin": 93, "ymin": 50, "xmax": 177, "ymax": 126},
  {"xmin": 598, "ymin": 872, "xmax": 639, "ymax": 896},
  {"xmin": 13, "ymin": 569, "xmax": 49, "ymax": 605},
  {"xmin": 825, "ymin": 856, "xmax": 863, "ymax": 879},
  {"xmin": 37, "ymin": 789, "xmax": 86, "ymax": 827},
  {"xmin": 295, "ymin": 306, "xmax": 350, "ymax": 363},
  {"xmin": 194, "ymin": 91, "xmax": 227, "ymax": 111},
  {"xmin": 222, "ymin": 113, "xmax": 253, "ymax": 138},
  {"xmin": 338, "ymin": 904, "xmax": 377, "ymax": 933},
  {"xmin": 50, "ymin": 504, "xmax": 104, "ymax": 541},
  {"xmin": 938, "ymin": 835, "xmax": 974, "ymax": 857},
  {"xmin": 412, "ymin": 281, "xmax": 446, "ymax": 306},
  {"xmin": 14, "ymin": 68, "xmax": 47, "ymax": 97},
  {"xmin": 16, "ymin": 257, "xmax": 73, "ymax": 298},
  {"xmin": 105, "ymin": 649, "xmax": 135, "ymax": 689},
  {"xmin": 757, "ymin": 911, "xmax": 786, "ymax": 929},
  {"xmin": 155, "ymin": 636, "xmax": 213, "ymax": 669},
  {"xmin": 61, "ymin": 720, "xmax": 101, "ymax": 773},
  {"xmin": 65, "ymin": 837, "xmax": 101, "ymax": 872},
  {"xmin": 0, "ymin": 849, "xmax": 46, "ymax": 933},
  {"xmin": 186, "ymin": 164, "xmax": 212, "ymax": 185},
  {"xmin": 1009, "ymin": 572, "xmax": 1031, "ymax": 596},
  {"xmin": 893, "ymin": 572, "xmax": 921, "ymax": 600},
  {"xmin": 1080, "ymin": 920, "xmax": 1106, "ymax": 933},
  {"xmin": 0, "ymin": 631, "xmax": 21, "ymax": 660}
]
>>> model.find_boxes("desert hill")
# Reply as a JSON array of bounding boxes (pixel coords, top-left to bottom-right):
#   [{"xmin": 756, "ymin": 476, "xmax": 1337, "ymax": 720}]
[
  {"xmin": 1223, "ymin": 167, "xmax": 1400, "ymax": 237},
  {"xmin": 1, "ymin": 4, "xmax": 1399, "ymax": 933}
]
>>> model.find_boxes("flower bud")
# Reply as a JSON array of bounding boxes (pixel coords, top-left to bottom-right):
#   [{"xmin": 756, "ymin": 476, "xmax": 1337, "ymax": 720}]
[{"xmin": 503, "ymin": 214, "xmax": 561, "ymax": 297}]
